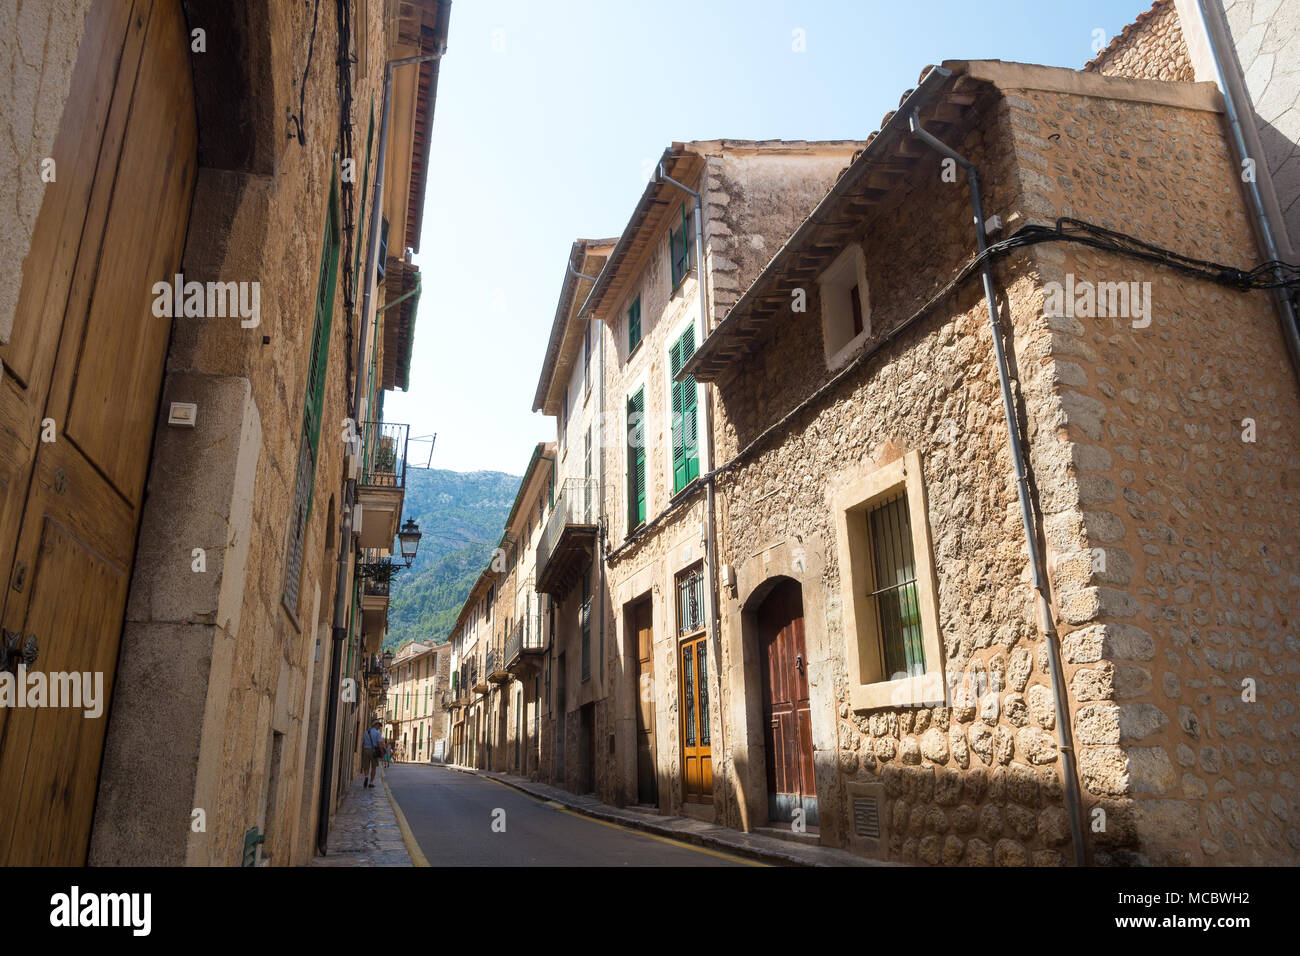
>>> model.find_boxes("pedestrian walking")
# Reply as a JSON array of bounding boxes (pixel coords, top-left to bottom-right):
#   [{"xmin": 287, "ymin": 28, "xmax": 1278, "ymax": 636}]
[{"xmin": 361, "ymin": 720, "xmax": 386, "ymax": 788}]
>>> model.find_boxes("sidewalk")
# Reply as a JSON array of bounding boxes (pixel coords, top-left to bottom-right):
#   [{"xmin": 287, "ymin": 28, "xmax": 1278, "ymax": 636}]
[
  {"xmin": 310, "ymin": 771, "xmax": 415, "ymax": 867},
  {"xmin": 446, "ymin": 764, "xmax": 885, "ymax": 867}
]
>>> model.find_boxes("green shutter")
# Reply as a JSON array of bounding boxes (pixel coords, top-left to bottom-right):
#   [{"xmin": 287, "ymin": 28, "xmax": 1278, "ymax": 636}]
[
  {"xmin": 670, "ymin": 327, "xmax": 699, "ymax": 493},
  {"xmin": 628, "ymin": 296, "xmax": 641, "ymax": 351},
  {"xmin": 627, "ymin": 389, "xmax": 646, "ymax": 528}
]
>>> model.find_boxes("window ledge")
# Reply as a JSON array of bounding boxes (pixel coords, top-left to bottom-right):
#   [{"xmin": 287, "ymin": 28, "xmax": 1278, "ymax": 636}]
[{"xmin": 850, "ymin": 670, "xmax": 945, "ymax": 712}]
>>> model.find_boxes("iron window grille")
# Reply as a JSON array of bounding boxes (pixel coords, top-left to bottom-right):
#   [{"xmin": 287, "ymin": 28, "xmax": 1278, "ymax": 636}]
[
  {"xmin": 865, "ymin": 491, "xmax": 925, "ymax": 679},
  {"xmin": 676, "ymin": 563, "xmax": 705, "ymax": 637}
]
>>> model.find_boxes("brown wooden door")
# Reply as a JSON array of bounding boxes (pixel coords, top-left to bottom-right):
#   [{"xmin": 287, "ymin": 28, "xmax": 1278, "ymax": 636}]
[
  {"xmin": 680, "ymin": 634, "xmax": 712, "ymax": 803},
  {"xmin": 632, "ymin": 598, "xmax": 657, "ymax": 805},
  {"xmin": 0, "ymin": 0, "xmax": 196, "ymax": 864},
  {"xmin": 758, "ymin": 581, "xmax": 817, "ymax": 826}
]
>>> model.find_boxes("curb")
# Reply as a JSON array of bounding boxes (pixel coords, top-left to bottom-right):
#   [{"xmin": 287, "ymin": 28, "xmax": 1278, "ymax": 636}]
[
  {"xmin": 447, "ymin": 764, "xmax": 817, "ymax": 867},
  {"xmin": 382, "ymin": 772, "xmax": 429, "ymax": 867}
]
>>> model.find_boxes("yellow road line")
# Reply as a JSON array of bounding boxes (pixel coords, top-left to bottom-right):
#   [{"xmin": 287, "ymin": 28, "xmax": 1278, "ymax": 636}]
[
  {"xmin": 479, "ymin": 773, "xmax": 765, "ymax": 866},
  {"xmin": 382, "ymin": 774, "xmax": 430, "ymax": 867}
]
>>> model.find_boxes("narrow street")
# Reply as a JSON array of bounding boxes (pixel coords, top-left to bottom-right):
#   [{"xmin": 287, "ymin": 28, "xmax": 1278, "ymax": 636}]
[{"xmin": 384, "ymin": 764, "xmax": 756, "ymax": 866}]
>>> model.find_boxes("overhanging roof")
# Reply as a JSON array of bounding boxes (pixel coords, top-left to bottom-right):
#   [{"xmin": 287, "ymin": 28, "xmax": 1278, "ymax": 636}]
[
  {"xmin": 682, "ymin": 59, "xmax": 1223, "ymax": 381},
  {"xmin": 531, "ymin": 238, "xmax": 616, "ymax": 414}
]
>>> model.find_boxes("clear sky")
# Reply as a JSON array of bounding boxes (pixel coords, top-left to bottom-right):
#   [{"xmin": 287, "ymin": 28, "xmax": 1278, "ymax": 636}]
[{"xmin": 384, "ymin": 0, "xmax": 1154, "ymax": 475}]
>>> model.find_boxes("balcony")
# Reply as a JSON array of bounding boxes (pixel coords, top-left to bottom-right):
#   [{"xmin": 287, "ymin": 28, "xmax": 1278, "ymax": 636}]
[
  {"xmin": 487, "ymin": 644, "xmax": 510, "ymax": 685},
  {"xmin": 359, "ymin": 549, "xmax": 392, "ymax": 638},
  {"xmin": 356, "ymin": 421, "xmax": 409, "ymax": 550},
  {"xmin": 536, "ymin": 477, "xmax": 598, "ymax": 598},
  {"xmin": 505, "ymin": 606, "xmax": 546, "ymax": 676},
  {"xmin": 470, "ymin": 661, "xmax": 489, "ymax": 696}
]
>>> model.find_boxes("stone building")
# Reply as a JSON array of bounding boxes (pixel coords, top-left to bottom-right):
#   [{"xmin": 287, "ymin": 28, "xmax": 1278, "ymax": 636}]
[
  {"xmin": 447, "ymin": 568, "xmax": 497, "ymax": 768},
  {"xmin": 385, "ymin": 640, "xmax": 449, "ymax": 762},
  {"xmin": 684, "ymin": 59, "xmax": 1300, "ymax": 865},
  {"xmin": 530, "ymin": 142, "xmax": 867, "ymax": 811},
  {"xmin": 0, "ymin": 0, "xmax": 449, "ymax": 865},
  {"xmin": 1089, "ymin": 0, "xmax": 1300, "ymax": 264}
]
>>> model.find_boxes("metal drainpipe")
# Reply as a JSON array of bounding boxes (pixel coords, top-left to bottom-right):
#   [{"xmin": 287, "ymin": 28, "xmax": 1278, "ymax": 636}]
[
  {"xmin": 659, "ymin": 165, "xmax": 731, "ymax": 825},
  {"xmin": 1193, "ymin": 0, "xmax": 1300, "ymax": 384},
  {"xmin": 317, "ymin": 44, "xmax": 444, "ymax": 855},
  {"xmin": 909, "ymin": 112, "xmax": 1087, "ymax": 867}
]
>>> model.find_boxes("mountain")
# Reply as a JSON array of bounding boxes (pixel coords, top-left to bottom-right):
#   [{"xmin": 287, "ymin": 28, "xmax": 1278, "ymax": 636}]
[{"xmin": 382, "ymin": 467, "xmax": 521, "ymax": 651}]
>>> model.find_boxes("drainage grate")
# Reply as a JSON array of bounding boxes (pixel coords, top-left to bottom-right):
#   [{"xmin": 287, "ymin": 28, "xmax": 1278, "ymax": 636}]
[{"xmin": 853, "ymin": 794, "xmax": 880, "ymax": 839}]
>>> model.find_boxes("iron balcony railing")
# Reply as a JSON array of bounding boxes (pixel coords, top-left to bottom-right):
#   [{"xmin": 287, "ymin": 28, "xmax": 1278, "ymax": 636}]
[
  {"xmin": 505, "ymin": 606, "xmax": 546, "ymax": 665},
  {"xmin": 359, "ymin": 420, "xmax": 409, "ymax": 489},
  {"xmin": 536, "ymin": 477, "xmax": 597, "ymax": 577}
]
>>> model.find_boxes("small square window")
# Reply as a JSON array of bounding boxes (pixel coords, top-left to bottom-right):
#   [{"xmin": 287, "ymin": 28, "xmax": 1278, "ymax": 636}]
[
  {"xmin": 819, "ymin": 244, "xmax": 870, "ymax": 370},
  {"xmin": 833, "ymin": 450, "xmax": 944, "ymax": 711}
]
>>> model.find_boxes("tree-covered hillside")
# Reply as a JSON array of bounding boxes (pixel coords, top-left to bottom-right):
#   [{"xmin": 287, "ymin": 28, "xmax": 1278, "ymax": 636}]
[{"xmin": 383, "ymin": 468, "xmax": 520, "ymax": 651}]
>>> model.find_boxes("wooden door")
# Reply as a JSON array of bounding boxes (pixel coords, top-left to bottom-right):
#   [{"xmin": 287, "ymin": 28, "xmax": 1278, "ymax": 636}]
[
  {"xmin": 554, "ymin": 652, "xmax": 566, "ymax": 781},
  {"xmin": 632, "ymin": 599, "xmax": 657, "ymax": 805},
  {"xmin": 680, "ymin": 634, "xmax": 712, "ymax": 803},
  {"xmin": 0, "ymin": 0, "xmax": 196, "ymax": 864},
  {"xmin": 758, "ymin": 581, "xmax": 818, "ymax": 826}
]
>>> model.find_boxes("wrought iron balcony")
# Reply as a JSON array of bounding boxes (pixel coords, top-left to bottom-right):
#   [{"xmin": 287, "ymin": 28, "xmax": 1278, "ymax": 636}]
[
  {"xmin": 355, "ymin": 421, "xmax": 408, "ymax": 551},
  {"xmin": 505, "ymin": 606, "xmax": 546, "ymax": 675},
  {"xmin": 487, "ymin": 643, "xmax": 510, "ymax": 684},
  {"xmin": 359, "ymin": 420, "xmax": 409, "ymax": 489},
  {"xmin": 536, "ymin": 477, "xmax": 598, "ymax": 598},
  {"xmin": 470, "ymin": 658, "xmax": 489, "ymax": 695}
]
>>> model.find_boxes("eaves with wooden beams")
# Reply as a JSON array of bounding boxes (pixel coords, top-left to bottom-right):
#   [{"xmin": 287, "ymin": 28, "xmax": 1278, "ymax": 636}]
[
  {"xmin": 682, "ymin": 59, "xmax": 1218, "ymax": 382},
  {"xmin": 378, "ymin": 0, "xmax": 447, "ymax": 392},
  {"xmin": 532, "ymin": 238, "xmax": 617, "ymax": 414},
  {"xmin": 679, "ymin": 64, "xmax": 982, "ymax": 381}
]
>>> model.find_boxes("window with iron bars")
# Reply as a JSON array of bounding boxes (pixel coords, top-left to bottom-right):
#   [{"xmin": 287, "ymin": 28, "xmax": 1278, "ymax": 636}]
[
  {"xmin": 676, "ymin": 562, "xmax": 705, "ymax": 637},
  {"xmin": 865, "ymin": 491, "xmax": 925, "ymax": 678}
]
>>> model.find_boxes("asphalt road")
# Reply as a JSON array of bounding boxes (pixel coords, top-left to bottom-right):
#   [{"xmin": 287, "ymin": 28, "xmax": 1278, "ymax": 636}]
[{"xmin": 384, "ymin": 763, "xmax": 754, "ymax": 866}]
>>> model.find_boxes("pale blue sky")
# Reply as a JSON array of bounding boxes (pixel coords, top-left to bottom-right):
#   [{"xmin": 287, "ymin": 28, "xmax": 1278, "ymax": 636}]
[{"xmin": 385, "ymin": 0, "xmax": 1152, "ymax": 474}]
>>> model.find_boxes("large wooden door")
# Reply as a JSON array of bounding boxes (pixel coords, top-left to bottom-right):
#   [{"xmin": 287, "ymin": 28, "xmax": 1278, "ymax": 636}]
[
  {"xmin": 680, "ymin": 634, "xmax": 712, "ymax": 803},
  {"xmin": 631, "ymin": 598, "xmax": 657, "ymax": 806},
  {"xmin": 0, "ymin": 0, "xmax": 197, "ymax": 864},
  {"xmin": 758, "ymin": 581, "xmax": 817, "ymax": 826}
]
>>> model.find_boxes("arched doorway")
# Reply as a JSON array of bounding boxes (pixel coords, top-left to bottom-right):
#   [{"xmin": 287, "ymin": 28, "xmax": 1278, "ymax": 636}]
[{"xmin": 757, "ymin": 579, "xmax": 818, "ymax": 827}]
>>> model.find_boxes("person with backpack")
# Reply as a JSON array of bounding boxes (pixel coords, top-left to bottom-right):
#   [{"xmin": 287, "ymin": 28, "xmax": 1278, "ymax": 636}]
[{"xmin": 362, "ymin": 720, "xmax": 387, "ymax": 788}]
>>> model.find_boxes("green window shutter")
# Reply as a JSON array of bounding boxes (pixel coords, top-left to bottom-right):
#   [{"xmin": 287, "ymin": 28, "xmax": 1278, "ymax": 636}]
[
  {"xmin": 670, "ymin": 326, "xmax": 699, "ymax": 493},
  {"xmin": 628, "ymin": 296, "xmax": 641, "ymax": 351},
  {"xmin": 283, "ymin": 176, "xmax": 341, "ymax": 611},
  {"xmin": 627, "ymin": 389, "xmax": 646, "ymax": 528}
]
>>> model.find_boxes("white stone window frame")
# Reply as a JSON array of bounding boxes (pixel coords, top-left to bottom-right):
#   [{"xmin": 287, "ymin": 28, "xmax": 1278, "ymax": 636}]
[
  {"xmin": 818, "ymin": 243, "xmax": 871, "ymax": 371},
  {"xmin": 832, "ymin": 449, "xmax": 945, "ymax": 712}
]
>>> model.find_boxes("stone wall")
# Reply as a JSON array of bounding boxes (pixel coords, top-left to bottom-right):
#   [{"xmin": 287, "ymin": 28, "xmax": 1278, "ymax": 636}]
[
  {"xmin": 1087, "ymin": 0, "xmax": 1196, "ymax": 82},
  {"xmin": 1006, "ymin": 85, "xmax": 1300, "ymax": 864},
  {"xmin": 708, "ymin": 76, "xmax": 1300, "ymax": 864}
]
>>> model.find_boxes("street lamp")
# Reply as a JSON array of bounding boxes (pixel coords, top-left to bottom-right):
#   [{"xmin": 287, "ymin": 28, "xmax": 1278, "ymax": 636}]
[
  {"xmin": 397, "ymin": 517, "xmax": 423, "ymax": 567},
  {"xmin": 381, "ymin": 649, "xmax": 394, "ymax": 671}
]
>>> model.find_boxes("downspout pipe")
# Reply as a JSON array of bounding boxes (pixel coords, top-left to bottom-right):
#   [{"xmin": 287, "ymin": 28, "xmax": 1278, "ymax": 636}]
[
  {"xmin": 658, "ymin": 165, "xmax": 735, "ymax": 828},
  {"xmin": 909, "ymin": 110, "xmax": 1087, "ymax": 867},
  {"xmin": 1192, "ymin": 0, "xmax": 1300, "ymax": 385},
  {"xmin": 317, "ymin": 42, "xmax": 445, "ymax": 855}
]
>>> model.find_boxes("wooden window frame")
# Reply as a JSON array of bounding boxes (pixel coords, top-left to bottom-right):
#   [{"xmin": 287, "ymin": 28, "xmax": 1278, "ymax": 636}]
[
  {"xmin": 818, "ymin": 243, "xmax": 871, "ymax": 371},
  {"xmin": 832, "ymin": 450, "xmax": 944, "ymax": 711}
]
